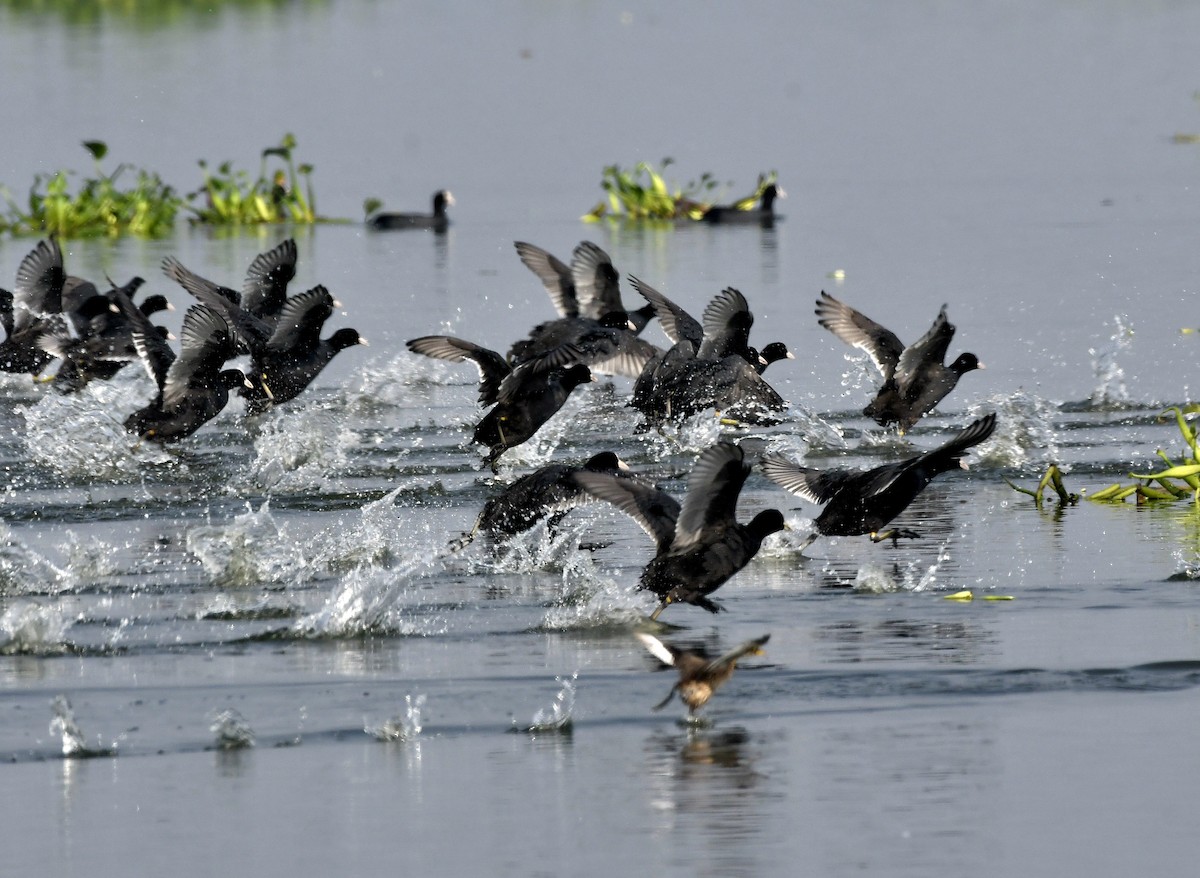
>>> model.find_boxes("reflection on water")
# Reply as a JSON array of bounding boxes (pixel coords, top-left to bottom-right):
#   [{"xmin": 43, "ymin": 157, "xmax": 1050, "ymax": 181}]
[{"xmin": 643, "ymin": 726, "xmax": 776, "ymax": 876}]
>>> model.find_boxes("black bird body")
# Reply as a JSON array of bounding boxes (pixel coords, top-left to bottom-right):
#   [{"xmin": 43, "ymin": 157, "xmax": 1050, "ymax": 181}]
[
  {"xmin": 816, "ymin": 291, "xmax": 983, "ymax": 432},
  {"xmin": 473, "ymin": 360, "xmax": 594, "ymax": 471},
  {"xmin": 762, "ymin": 413, "xmax": 997, "ymax": 544},
  {"xmin": 464, "ymin": 451, "xmax": 630, "ymax": 545},
  {"xmin": 406, "ymin": 335, "xmax": 594, "ymax": 471},
  {"xmin": 637, "ymin": 632, "xmax": 770, "ymax": 716},
  {"xmin": 124, "ymin": 304, "xmax": 246, "ymax": 442},
  {"xmin": 368, "ymin": 190, "xmax": 454, "ymax": 231},
  {"xmin": 627, "ymin": 278, "xmax": 790, "ymax": 428},
  {"xmin": 575, "ymin": 442, "xmax": 786, "ymax": 618},
  {"xmin": 703, "ymin": 183, "xmax": 784, "ymax": 225},
  {"xmin": 38, "ymin": 278, "xmax": 160, "ymax": 393},
  {"xmin": 632, "ymin": 341, "xmax": 787, "ymax": 429},
  {"xmin": 244, "ymin": 326, "xmax": 365, "ymax": 414},
  {"xmin": 240, "ymin": 287, "xmax": 365, "ymax": 414},
  {"xmin": 0, "ymin": 239, "xmax": 67, "ymax": 375},
  {"xmin": 126, "ymin": 368, "xmax": 248, "ymax": 442},
  {"xmin": 507, "ymin": 310, "xmax": 660, "ymax": 379}
]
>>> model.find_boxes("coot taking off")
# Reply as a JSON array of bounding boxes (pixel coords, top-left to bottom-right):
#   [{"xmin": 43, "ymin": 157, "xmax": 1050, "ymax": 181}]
[
  {"xmin": 574, "ymin": 441, "xmax": 786, "ymax": 619},
  {"xmin": 454, "ymin": 450, "xmax": 631, "ymax": 549},
  {"xmin": 470, "ymin": 348, "xmax": 594, "ymax": 472},
  {"xmin": 761, "ymin": 412, "xmax": 997, "ymax": 548},
  {"xmin": 815, "ymin": 290, "xmax": 983, "ymax": 432}
]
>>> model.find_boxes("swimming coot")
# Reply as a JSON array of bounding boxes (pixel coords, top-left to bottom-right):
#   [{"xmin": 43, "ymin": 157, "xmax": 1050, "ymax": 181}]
[
  {"xmin": 702, "ymin": 182, "xmax": 784, "ymax": 224},
  {"xmin": 368, "ymin": 190, "xmax": 454, "ymax": 232}
]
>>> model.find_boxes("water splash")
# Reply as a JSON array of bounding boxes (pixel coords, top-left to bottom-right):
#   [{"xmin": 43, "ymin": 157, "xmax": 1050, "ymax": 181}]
[
  {"xmin": 470, "ymin": 518, "xmax": 602, "ymax": 576},
  {"xmin": 210, "ymin": 708, "xmax": 256, "ymax": 749},
  {"xmin": 62, "ymin": 532, "xmax": 120, "ymax": 584},
  {"xmin": 852, "ymin": 549, "xmax": 946, "ymax": 594},
  {"xmin": 365, "ymin": 693, "xmax": 427, "ymax": 742},
  {"xmin": 839, "ymin": 351, "xmax": 877, "ymax": 397},
  {"xmin": 0, "ymin": 523, "xmax": 70, "ymax": 595},
  {"xmin": 1167, "ymin": 549, "xmax": 1200, "ymax": 581},
  {"xmin": 1087, "ymin": 314, "xmax": 1135, "ymax": 409},
  {"xmin": 49, "ymin": 695, "xmax": 116, "ymax": 758},
  {"xmin": 971, "ymin": 390, "xmax": 1059, "ymax": 470},
  {"xmin": 293, "ymin": 564, "xmax": 444, "ymax": 638},
  {"xmin": 791, "ymin": 405, "xmax": 848, "ymax": 452},
  {"xmin": 17, "ymin": 376, "xmax": 177, "ymax": 479},
  {"xmin": 307, "ymin": 488, "xmax": 412, "ymax": 573},
  {"xmin": 1, "ymin": 602, "xmax": 72, "ymax": 654},
  {"xmin": 186, "ymin": 501, "xmax": 304, "ymax": 587},
  {"xmin": 539, "ymin": 553, "xmax": 654, "ymax": 629},
  {"xmin": 514, "ymin": 672, "xmax": 577, "ymax": 733},
  {"xmin": 237, "ymin": 401, "xmax": 355, "ymax": 492},
  {"xmin": 755, "ymin": 513, "xmax": 818, "ymax": 558},
  {"xmin": 346, "ymin": 351, "xmax": 461, "ymax": 412}
]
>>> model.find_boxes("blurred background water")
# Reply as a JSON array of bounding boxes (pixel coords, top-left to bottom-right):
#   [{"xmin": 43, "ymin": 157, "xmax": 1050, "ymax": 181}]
[{"xmin": 2, "ymin": 2, "xmax": 1200, "ymax": 876}]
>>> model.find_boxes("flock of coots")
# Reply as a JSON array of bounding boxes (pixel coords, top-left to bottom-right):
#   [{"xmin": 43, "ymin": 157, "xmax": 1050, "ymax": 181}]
[
  {"xmin": 403, "ymin": 237, "xmax": 995, "ymax": 716},
  {"xmin": 0, "ymin": 237, "xmax": 366, "ymax": 442},
  {"xmin": 0, "ymin": 227, "xmax": 994, "ymax": 717}
]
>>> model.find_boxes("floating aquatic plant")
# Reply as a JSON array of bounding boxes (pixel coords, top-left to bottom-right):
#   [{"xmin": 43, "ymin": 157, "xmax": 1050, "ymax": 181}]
[
  {"xmin": 188, "ymin": 133, "xmax": 321, "ymax": 225},
  {"xmin": 1007, "ymin": 406, "xmax": 1200, "ymax": 507},
  {"xmin": 0, "ymin": 140, "xmax": 182, "ymax": 238},
  {"xmin": 582, "ymin": 159, "xmax": 776, "ymax": 223},
  {"xmin": 0, "ymin": 133, "xmax": 332, "ymax": 237},
  {"xmin": 0, "ymin": 1, "xmax": 322, "ymax": 27}
]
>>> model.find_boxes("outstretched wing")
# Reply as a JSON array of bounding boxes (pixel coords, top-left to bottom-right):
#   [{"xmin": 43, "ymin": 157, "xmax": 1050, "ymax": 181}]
[
  {"xmin": 761, "ymin": 453, "xmax": 864, "ymax": 504},
  {"xmin": 815, "ymin": 291, "xmax": 905, "ymax": 379},
  {"xmin": 673, "ymin": 442, "xmax": 750, "ymax": 548},
  {"xmin": 405, "ymin": 335, "xmax": 510, "ymax": 406},
  {"xmin": 571, "ymin": 241, "xmax": 621, "ymax": 319},
  {"xmin": 894, "ymin": 305, "xmax": 955, "ymax": 391},
  {"xmin": 573, "ymin": 470, "xmax": 681, "ymax": 553},
  {"xmin": 629, "ymin": 276, "xmax": 702, "ymax": 347},
  {"xmin": 514, "ymin": 241, "xmax": 578, "ymax": 318},
  {"xmin": 696, "ymin": 287, "xmax": 752, "ymax": 361},
  {"xmin": 241, "ymin": 238, "xmax": 297, "ymax": 318}
]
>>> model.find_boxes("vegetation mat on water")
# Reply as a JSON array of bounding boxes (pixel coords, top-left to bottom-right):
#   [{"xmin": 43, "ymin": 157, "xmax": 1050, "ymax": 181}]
[{"xmin": 0, "ymin": 133, "xmax": 328, "ymax": 237}]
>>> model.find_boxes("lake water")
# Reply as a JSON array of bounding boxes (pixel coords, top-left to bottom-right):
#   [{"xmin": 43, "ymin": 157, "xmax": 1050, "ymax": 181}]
[{"xmin": 2, "ymin": 2, "xmax": 1200, "ymax": 876}]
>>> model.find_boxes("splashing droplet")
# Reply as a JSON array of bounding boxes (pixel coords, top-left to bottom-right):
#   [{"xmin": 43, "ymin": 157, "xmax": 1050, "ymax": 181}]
[
  {"xmin": 366, "ymin": 693, "xmax": 427, "ymax": 741},
  {"xmin": 210, "ymin": 709, "xmax": 255, "ymax": 749}
]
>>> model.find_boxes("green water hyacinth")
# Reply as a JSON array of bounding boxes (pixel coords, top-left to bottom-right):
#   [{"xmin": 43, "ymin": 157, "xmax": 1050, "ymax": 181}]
[
  {"xmin": 583, "ymin": 160, "xmax": 777, "ymax": 223},
  {"xmin": 0, "ymin": 140, "xmax": 182, "ymax": 238},
  {"xmin": 188, "ymin": 133, "xmax": 320, "ymax": 225},
  {"xmin": 1008, "ymin": 406, "xmax": 1200, "ymax": 507}
]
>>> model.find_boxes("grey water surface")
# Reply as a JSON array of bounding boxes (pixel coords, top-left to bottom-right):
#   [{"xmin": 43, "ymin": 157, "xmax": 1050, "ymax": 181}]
[{"xmin": 2, "ymin": 2, "xmax": 1200, "ymax": 876}]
